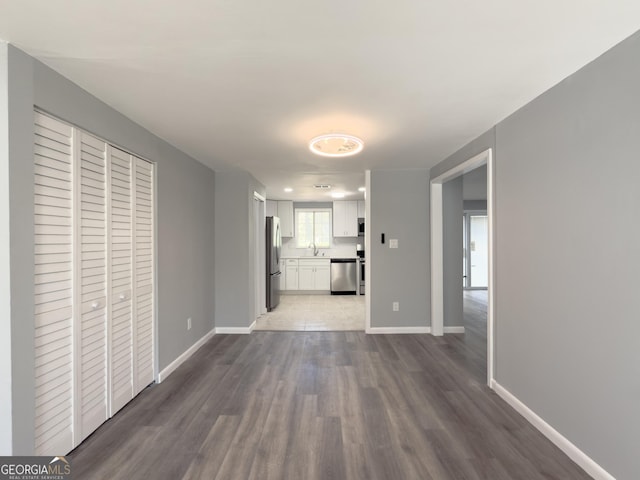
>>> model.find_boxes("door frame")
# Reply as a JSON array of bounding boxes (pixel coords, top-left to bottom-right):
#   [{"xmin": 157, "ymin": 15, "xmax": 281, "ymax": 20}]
[
  {"xmin": 430, "ymin": 148, "xmax": 495, "ymax": 386},
  {"xmin": 253, "ymin": 192, "xmax": 266, "ymax": 321}
]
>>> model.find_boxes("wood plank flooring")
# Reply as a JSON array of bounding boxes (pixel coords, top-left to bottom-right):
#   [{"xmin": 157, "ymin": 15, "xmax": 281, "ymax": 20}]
[{"xmin": 69, "ymin": 321, "xmax": 590, "ymax": 479}]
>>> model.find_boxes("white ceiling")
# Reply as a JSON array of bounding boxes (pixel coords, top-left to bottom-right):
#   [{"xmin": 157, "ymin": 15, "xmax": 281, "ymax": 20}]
[{"xmin": 1, "ymin": 1, "xmax": 639, "ymax": 201}]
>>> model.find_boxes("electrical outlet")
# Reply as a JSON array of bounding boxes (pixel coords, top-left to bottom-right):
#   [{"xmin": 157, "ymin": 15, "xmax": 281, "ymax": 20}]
[
  {"xmin": 187, "ymin": 317, "xmax": 192, "ymax": 330},
  {"xmin": 392, "ymin": 302, "xmax": 399, "ymax": 312}
]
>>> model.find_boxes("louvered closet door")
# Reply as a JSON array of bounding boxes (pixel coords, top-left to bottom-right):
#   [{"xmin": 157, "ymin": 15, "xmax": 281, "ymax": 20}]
[
  {"xmin": 33, "ymin": 112, "xmax": 74, "ymax": 456},
  {"xmin": 109, "ymin": 147, "xmax": 134, "ymax": 414},
  {"xmin": 134, "ymin": 157, "xmax": 155, "ymax": 393},
  {"xmin": 78, "ymin": 131, "xmax": 109, "ymax": 440}
]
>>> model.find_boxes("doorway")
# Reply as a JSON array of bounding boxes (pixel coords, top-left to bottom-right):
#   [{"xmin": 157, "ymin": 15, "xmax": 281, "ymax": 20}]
[
  {"xmin": 463, "ymin": 211, "xmax": 488, "ymax": 289},
  {"xmin": 430, "ymin": 148, "xmax": 494, "ymax": 385}
]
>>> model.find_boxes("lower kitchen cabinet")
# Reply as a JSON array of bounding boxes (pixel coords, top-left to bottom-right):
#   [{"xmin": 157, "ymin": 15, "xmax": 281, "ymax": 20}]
[
  {"xmin": 298, "ymin": 259, "xmax": 330, "ymax": 290},
  {"xmin": 314, "ymin": 265, "xmax": 330, "ymax": 290},
  {"xmin": 282, "ymin": 258, "xmax": 330, "ymax": 291},
  {"xmin": 285, "ymin": 259, "xmax": 299, "ymax": 290}
]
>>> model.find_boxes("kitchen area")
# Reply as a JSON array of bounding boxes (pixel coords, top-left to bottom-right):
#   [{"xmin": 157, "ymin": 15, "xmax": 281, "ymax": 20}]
[{"xmin": 258, "ymin": 198, "xmax": 365, "ymax": 331}]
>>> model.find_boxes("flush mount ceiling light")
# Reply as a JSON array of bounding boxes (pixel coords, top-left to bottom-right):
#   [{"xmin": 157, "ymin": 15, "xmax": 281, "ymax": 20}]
[
  {"xmin": 309, "ymin": 134, "xmax": 364, "ymax": 157},
  {"xmin": 284, "ymin": 187, "xmax": 293, "ymax": 193},
  {"xmin": 331, "ymin": 192, "xmax": 346, "ymax": 199}
]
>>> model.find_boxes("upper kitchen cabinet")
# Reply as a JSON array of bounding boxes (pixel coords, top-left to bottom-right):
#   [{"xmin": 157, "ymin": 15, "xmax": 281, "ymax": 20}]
[
  {"xmin": 333, "ymin": 201, "xmax": 358, "ymax": 237},
  {"xmin": 266, "ymin": 200, "xmax": 278, "ymax": 217},
  {"xmin": 278, "ymin": 201, "xmax": 294, "ymax": 237},
  {"xmin": 357, "ymin": 200, "xmax": 365, "ymax": 219}
]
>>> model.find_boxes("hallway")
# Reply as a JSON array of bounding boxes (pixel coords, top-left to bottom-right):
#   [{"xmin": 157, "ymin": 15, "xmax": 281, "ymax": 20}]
[{"xmin": 69, "ymin": 326, "xmax": 588, "ymax": 479}]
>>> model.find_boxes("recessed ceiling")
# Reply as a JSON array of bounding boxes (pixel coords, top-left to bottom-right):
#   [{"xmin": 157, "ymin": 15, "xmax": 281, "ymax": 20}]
[{"xmin": 1, "ymin": 1, "xmax": 639, "ymax": 201}]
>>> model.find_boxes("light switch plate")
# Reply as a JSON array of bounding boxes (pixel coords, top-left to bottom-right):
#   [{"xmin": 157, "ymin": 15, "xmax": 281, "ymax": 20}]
[{"xmin": 389, "ymin": 239, "xmax": 399, "ymax": 249}]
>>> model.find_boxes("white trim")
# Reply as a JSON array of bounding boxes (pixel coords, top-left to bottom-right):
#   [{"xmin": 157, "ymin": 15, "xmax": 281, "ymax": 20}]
[
  {"xmin": 491, "ymin": 381, "xmax": 614, "ymax": 480},
  {"xmin": 157, "ymin": 328, "xmax": 216, "ymax": 383},
  {"xmin": 430, "ymin": 148, "xmax": 495, "ymax": 386},
  {"xmin": 443, "ymin": 326, "xmax": 465, "ymax": 334},
  {"xmin": 486, "ymin": 150, "xmax": 495, "ymax": 386},
  {"xmin": 366, "ymin": 327, "xmax": 431, "ymax": 334},
  {"xmin": 216, "ymin": 320, "xmax": 256, "ymax": 335},
  {"xmin": 364, "ymin": 170, "xmax": 371, "ymax": 332},
  {"xmin": 430, "ymin": 182, "xmax": 443, "ymax": 336},
  {"xmin": 253, "ymin": 191, "xmax": 266, "ymax": 202}
]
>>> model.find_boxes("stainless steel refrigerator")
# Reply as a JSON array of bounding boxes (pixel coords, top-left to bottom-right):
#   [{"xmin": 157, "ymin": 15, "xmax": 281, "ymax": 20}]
[{"xmin": 266, "ymin": 216, "xmax": 282, "ymax": 311}]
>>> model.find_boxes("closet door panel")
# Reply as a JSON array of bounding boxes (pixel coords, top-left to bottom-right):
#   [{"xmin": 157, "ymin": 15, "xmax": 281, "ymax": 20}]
[
  {"xmin": 109, "ymin": 148, "xmax": 134, "ymax": 414},
  {"xmin": 33, "ymin": 112, "xmax": 74, "ymax": 456},
  {"xmin": 134, "ymin": 157, "xmax": 154, "ymax": 393},
  {"xmin": 78, "ymin": 131, "xmax": 108, "ymax": 440}
]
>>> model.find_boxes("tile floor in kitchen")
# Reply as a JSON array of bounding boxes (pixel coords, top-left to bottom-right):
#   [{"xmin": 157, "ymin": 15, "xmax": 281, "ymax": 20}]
[{"xmin": 255, "ymin": 294, "xmax": 365, "ymax": 331}]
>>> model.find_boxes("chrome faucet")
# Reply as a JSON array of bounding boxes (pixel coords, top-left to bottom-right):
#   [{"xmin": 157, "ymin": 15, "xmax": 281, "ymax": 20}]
[{"xmin": 310, "ymin": 243, "xmax": 319, "ymax": 256}]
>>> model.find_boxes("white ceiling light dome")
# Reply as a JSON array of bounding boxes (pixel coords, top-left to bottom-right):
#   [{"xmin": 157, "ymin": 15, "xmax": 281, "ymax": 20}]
[{"xmin": 309, "ymin": 134, "xmax": 364, "ymax": 157}]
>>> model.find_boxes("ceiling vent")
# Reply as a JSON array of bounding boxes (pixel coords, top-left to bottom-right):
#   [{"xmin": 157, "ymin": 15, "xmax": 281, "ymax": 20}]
[{"xmin": 313, "ymin": 184, "xmax": 332, "ymax": 190}]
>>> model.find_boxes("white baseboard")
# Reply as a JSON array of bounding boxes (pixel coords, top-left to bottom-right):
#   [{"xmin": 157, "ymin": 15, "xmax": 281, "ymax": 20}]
[
  {"xmin": 491, "ymin": 380, "xmax": 614, "ymax": 480},
  {"xmin": 157, "ymin": 328, "xmax": 215, "ymax": 383},
  {"xmin": 215, "ymin": 320, "xmax": 256, "ymax": 335},
  {"xmin": 444, "ymin": 326, "xmax": 465, "ymax": 334},
  {"xmin": 366, "ymin": 326, "xmax": 431, "ymax": 334}
]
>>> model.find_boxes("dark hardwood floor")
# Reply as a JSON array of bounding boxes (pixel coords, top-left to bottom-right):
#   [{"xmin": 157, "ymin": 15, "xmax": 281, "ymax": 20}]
[
  {"xmin": 69, "ymin": 314, "xmax": 589, "ymax": 479},
  {"xmin": 447, "ymin": 290, "xmax": 489, "ymax": 384}
]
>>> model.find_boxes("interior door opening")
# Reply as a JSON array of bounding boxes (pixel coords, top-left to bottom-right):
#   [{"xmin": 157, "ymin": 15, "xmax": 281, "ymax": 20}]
[
  {"xmin": 430, "ymin": 148, "xmax": 494, "ymax": 386},
  {"xmin": 463, "ymin": 211, "xmax": 488, "ymax": 289}
]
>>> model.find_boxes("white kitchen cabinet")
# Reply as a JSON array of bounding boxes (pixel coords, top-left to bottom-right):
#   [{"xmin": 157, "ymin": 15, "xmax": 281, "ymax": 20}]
[
  {"xmin": 333, "ymin": 201, "xmax": 358, "ymax": 237},
  {"xmin": 298, "ymin": 259, "xmax": 330, "ymax": 290},
  {"xmin": 298, "ymin": 265, "xmax": 315, "ymax": 290},
  {"xmin": 357, "ymin": 200, "xmax": 365, "ymax": 219},
  {"xmin": 315, "ymin": 264, "xmax": 331, "ymax": 290},
  {"xmin": 278, "ymin": 201, "xmax": 294, "ymax": 237},
  {"xmin": 285, "ymin": 259, "xmax": 299, "ymax": 290},
  {"xmin": 266, "ymin": 200, "xmax": 277, "ymax": 217}
]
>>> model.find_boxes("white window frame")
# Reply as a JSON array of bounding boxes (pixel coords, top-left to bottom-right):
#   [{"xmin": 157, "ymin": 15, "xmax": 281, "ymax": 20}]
[{"xmin": 295, "ymin": 208, "xmax": 332, "ymax": 249}]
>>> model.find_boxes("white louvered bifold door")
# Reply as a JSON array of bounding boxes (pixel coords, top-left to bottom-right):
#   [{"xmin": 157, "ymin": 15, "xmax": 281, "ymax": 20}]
[
  {"xmin": 77, "ymin": 131, "xmax": 109, "ymax": 440},
  {"xmin": 133, "ymin": 157, "xmax": 154, "ymax": 394},
  {"xmin": 33, "ymin": 112, "xmax": 74, "ymax": 456},
  {"xmin": 33, "ymin": 111, "xmax": 156, "ymax": 454},
  {"xmin": 109, "ymin": 147, "xmax": 134, "ymax": 414}
]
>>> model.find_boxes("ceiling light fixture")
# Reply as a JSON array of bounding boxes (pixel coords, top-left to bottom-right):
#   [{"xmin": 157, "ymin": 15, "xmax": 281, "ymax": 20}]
[
  {"xmin": 331, "ymin": 192, "xmax": 346, "ymax": 199},
  {"xmin": 358, "ymin": 187, "xmax": 366, "ymax": 192},
  {"xmin": 309, "ymin": 134, "xmax": 364, "ymax": 157},
  {"xmin": 284, "ymin": 187, "xmax": 293, "ymax": 193}
]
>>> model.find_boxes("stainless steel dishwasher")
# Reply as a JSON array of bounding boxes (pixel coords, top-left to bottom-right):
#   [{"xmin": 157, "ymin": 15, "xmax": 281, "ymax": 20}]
[{"xmin": 330, "ymin": 258, "xmax": 357, "ymax": 294}]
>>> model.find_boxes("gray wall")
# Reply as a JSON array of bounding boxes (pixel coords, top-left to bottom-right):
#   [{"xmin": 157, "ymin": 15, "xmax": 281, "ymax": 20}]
[
  {"xmin": 432, "ymin": 30, "xmax": 640, "ymax": 479},
  {"xmin": 214, "ymin": 171, "xmax": 265, "ymax": 329},
  {"xmin": 463, "ymin": 200, "xmax": 487, "ymax": 211},
  {"xmin": 369, "ymin": 170, "xmax": 429, "ymax": 328},
  {"xmin": 0, "ymin": 42, "xmax": 11, "ymax": 454},
  {"xmin": 5, "ymin": 45, "xmax": 216, "ymax": 454},
  {"xmin": 442, "ymin": 177, "xmax": 463, "ymax": 326},
  {"xmin": 462, "ymin": 164, "xmax": 488, "ymax": 200}
]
